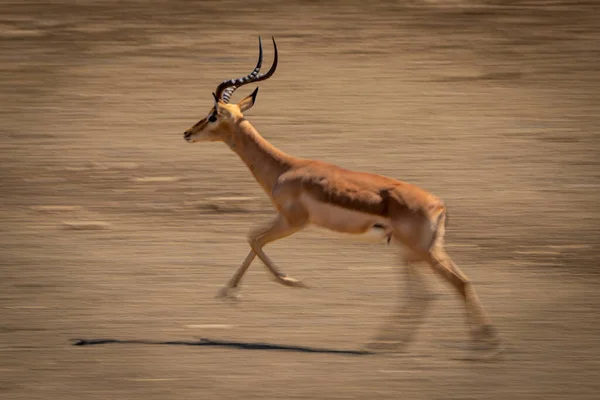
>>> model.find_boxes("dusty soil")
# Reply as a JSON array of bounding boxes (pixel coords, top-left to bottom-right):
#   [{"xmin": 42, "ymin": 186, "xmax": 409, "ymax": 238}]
[{"xmin": 1, "ymin": 1, "xmax": 599, "ymax": 399}]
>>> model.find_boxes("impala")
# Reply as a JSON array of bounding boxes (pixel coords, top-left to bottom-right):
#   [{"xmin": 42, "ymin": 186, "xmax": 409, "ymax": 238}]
[{"xmin": 183, "ymin": 37, "xmax": 498, "ymax": 351}]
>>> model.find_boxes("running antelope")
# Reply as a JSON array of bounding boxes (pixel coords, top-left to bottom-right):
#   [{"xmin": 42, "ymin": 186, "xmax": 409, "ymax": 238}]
[{"xmin": 183, "ymin": 37, "xmax": 498, "ymax": 350}]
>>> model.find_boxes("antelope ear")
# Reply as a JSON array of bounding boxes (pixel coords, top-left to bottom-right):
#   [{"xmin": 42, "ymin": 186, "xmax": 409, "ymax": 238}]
[{"xmin": 238, "ymin": 87, "xmax": 259, "ymax": 112}]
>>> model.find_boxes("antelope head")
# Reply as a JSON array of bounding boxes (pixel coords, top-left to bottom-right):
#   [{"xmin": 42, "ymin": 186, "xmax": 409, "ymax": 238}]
[{"xmin": 183, "ymin": 36, "xmax": 278, "ymax": 143}]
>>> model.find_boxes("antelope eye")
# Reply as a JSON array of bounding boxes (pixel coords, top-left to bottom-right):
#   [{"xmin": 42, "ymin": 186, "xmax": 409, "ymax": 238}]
[{"xmin": 208, "ymin": 114, "xmax": 217, "ymax": 123}]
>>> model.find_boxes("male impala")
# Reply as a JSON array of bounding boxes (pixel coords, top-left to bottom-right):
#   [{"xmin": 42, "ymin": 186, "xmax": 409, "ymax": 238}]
[{"xmin": 183, "ymin": 37, "xmax": 498, "ymax": 351}]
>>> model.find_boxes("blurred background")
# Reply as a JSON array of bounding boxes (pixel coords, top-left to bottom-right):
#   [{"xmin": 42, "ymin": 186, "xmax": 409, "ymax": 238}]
[{"xmin": 1, "ymin": 0, "xmax": 599, "ymax": 399}]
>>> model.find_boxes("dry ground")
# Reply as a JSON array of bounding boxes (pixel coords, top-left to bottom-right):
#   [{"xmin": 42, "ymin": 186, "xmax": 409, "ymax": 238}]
[{"xmin": 1, "ymin": 1, "xmax": 599, "ymax": 399}]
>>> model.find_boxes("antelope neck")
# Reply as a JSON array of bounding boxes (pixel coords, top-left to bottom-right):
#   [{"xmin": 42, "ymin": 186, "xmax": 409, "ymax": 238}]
[{"xmin": 226, "ymin": 118, "xmax": 298, "ymax": 194}]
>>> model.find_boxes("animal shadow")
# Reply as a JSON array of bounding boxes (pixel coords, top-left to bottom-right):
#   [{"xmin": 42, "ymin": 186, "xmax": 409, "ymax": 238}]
[{"xmin": 71, "ymin": 337, "xmax": 374, "ymax": 356}]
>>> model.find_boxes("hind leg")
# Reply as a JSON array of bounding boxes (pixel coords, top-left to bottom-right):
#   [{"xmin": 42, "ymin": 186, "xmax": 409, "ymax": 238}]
[
  {"xmin": 426, "ymin": 246, "xmax": 498, "ymax": 348},
  {"xmin": 367, "ymin": 257, "xmax": 434, "ymax": 351}
]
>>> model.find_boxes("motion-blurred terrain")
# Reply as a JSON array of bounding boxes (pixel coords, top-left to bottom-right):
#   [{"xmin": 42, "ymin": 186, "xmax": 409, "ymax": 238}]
[{"xmin": 1, "ymin": 1, "xmax": 599, "ymax": 399}]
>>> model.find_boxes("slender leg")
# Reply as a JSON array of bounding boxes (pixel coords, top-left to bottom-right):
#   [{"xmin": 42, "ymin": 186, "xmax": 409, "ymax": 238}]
[
  {"xmin": 248, "ymin": 214, "xmax": 307, "ymax": 287},
  {"xmin": 367, "ymin": 260, "xmax": 434, "ymax": 351},
  {"xmin": 426, "ymin": 246, "xmax": 497, "ymax": 345},
  {"xmin": 218, "ymin": 213, "xmax": 307, "ymax": 298},
  {"xmin": 227, "ymin": 250, "xmax": 256, "ymax": 288},
  {"xmin": 216, "ymin": 250, "xmax": 256, "ymax": 298}
]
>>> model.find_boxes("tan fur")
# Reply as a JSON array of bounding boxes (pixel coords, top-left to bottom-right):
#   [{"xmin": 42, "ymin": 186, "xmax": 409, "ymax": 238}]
[
  {"xmin": 183, "ymin": 65, "xmax": 497, "ymax": 351},
  {"xmin": 187, "ymin": 112, "xmax": 442, "ymax": 256}
]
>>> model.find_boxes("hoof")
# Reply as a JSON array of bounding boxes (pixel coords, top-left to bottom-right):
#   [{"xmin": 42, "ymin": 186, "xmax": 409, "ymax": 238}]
[
  {"xmin": 216, "ymin": 286, "xmax": 241, "ymax": 300},
  {"xmin": 469, "ymin": 324, "xmax": 502, "ymax": 355},
  {"xmin": 275, "ymin": 275, "xmax": 309, "ymax": 288},
  {"xmin": 472, "ymin": 324, "xmax": 498, "ymax": 343}
]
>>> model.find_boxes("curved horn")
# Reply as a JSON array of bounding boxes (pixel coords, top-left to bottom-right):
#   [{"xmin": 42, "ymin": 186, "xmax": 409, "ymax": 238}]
[{"xmin": 214, "ymin": 36, "xmax": 278, "ymax": 104}]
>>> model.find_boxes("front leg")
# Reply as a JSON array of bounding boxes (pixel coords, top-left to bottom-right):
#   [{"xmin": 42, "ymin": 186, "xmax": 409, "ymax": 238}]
[
  {"xmin": 248, "ymin": 213, "xmax": 308, "ymax": 288},
  {"xmin": 217, "ymin": 250, "xmax": 257, "ymax": 299},
  {"xmin": 218, "ymin": 212, "xmax": 308, "ymax": 298}
]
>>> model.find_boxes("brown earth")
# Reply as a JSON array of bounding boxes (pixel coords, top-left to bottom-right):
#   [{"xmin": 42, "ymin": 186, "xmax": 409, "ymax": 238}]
[{"xmin": 1, "ymin": 1, "xmax": 599, "ymax": 399}]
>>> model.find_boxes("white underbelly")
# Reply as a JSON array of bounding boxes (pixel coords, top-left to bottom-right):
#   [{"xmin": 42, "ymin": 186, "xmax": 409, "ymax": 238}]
[
  {"xmin": 300, "ymin": 193, "xmax": 391, "ymax": 243},
  {"xmin": 299, "ymin": 195, "xmax": 423, "ymax": 260},
  {"xmin": 307, "ymin": 225, "xmax": 390, "ymax": 243}
]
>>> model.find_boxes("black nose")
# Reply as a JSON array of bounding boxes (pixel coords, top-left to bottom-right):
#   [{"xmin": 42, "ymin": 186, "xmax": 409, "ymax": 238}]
[{"xmin": 184, "ymin": 130, "xmax": 190, "ymax": 138}]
